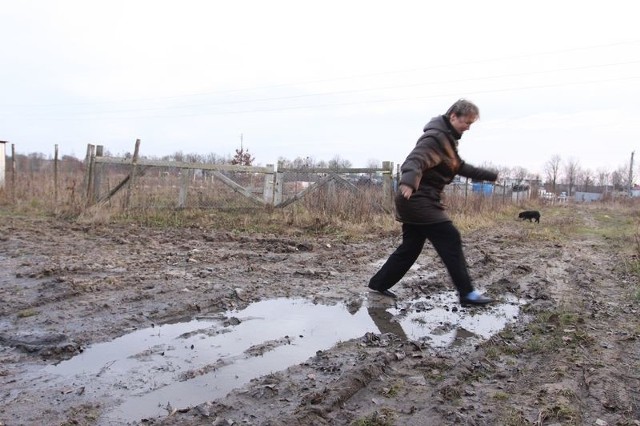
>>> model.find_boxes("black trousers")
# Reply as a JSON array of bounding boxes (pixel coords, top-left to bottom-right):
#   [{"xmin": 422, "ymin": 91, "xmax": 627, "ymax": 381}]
[{"xmin": 369, "ymin": 221, "xmax": 474, "ymax": 297}]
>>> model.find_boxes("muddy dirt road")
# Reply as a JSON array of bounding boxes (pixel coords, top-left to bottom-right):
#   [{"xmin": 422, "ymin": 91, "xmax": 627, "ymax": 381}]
[{"xmin": 0, "ymin": 205, "xmax": 639, "ymax": 425}]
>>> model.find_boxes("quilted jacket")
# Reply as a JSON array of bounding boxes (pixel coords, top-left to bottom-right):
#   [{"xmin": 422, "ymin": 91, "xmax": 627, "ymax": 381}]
[{"xmin": 395, "ymin": 115, "xmax": 498, "ymax": 224}]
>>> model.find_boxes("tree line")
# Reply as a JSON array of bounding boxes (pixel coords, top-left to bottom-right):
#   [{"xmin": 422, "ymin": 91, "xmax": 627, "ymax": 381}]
[
  {"xmin": 476, "ymin": 155, "xmax": 635, "ymax": 195},
  {"xmin": 6, "ymin": 147, "xmax": 636, "ymax": 195}
]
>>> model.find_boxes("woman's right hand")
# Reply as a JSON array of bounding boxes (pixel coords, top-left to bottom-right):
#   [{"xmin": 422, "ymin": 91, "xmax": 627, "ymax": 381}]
[{"xmin": 399, "ymin": 184, "xmax": 413, "ymax": 199}]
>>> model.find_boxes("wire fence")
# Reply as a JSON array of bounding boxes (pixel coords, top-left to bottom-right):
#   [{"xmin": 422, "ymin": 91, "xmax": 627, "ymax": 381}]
[
  {"xmin": 1, "ymin": 143, "xmax": 597, "ymax": 220},
  {"xmin": 87, "ymin": 152, "xmax": 397, "ymax": 217}
]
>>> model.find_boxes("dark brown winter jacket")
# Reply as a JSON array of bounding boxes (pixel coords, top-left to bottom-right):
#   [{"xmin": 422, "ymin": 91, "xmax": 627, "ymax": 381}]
[{"xmin": 395, "ymin": 115, "xmax": 498, "ymax": 224}]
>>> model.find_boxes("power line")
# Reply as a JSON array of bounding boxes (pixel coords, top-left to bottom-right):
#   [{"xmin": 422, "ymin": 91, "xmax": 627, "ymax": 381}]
[
  {"xmin": 12, "ymin": 74, "xmax": 640, "ymax": 121},
  {"xmin": 20, "ymin": 58, "xmax": 638, "ymax": 114},
  {"xmin": 3, "ymin": 58, "xmax": 639, "ymax": 118},
  {"xmin": 3, "ymin": 38, "xmax": 640, "ymax": 109}
]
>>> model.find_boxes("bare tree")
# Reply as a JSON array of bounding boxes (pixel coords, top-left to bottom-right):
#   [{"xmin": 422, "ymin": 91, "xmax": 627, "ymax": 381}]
[
  {"xmin": 169, "ymin": 151, "xmax": 185, "ymax": 162},
  {"xmin": 278, "ymin": 156, "xmax": 323, "ymax": 170},
  {"xmin": 292, "ymin": 157, "xmax": 311, "ymax": 168},
  {"xmin": 596, "ymin": 168, "xmax": 610, "ymax": 188},
  {"xmin": 563, "ymin": 158, "xmax": 580, "ymax": 196},
  {"xmin": 60, "ymin": 155, "xmax": 84, "ymax": 173},
  {"xmin": 513, "ymin": 166, "xmax": 529, "ymax": 184},
  {"xmin": 610, "ymin": 170, "xmax": 622, "ymax": 191},
  {"xmin": 366, "ymin": 159, "xmax": 380, "ymax": 169},
  {"xmin": 185, "ymin": 153, "xmax": 201, "ymax": 163},
  {"xmin": 544, "ymin": 155, "xmax": 562, "ymax": 194},
  {"xmin": 366, "ymin": 159, "xmax": 380, "ymax": 180},
  {"xmin": 489, "ymin": 165, "xmax": 511, "ymax": 195},
  {"xmin": 497, "ymin": 165, "xmax": 511, "ymax": 182},
  {"xmin": 277, "ymin": 156, "xmax": 291, "ymax": 168},
  {"xmin": 611, "ymin": 165, "xmax": 629, "ymax": 191},
  {"xmin": 27, "ymin": 152, "xmax": 46, "ymax": 173},
  {"xmin": 328, "ymin": 155, "xmax": 352, "ymax": 169},
  {"xmin": 580, "ymin": 168, "xmax": 594, "ymax": 192},
  {"xmin": 205, "ymin": 153, "xmax": 230, "ymax": 164}
]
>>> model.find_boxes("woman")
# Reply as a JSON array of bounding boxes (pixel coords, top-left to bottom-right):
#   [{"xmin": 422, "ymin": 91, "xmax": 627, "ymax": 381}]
[{"xmin": 368, "ymin": 99, "xmax": 497, "ymax": 306}]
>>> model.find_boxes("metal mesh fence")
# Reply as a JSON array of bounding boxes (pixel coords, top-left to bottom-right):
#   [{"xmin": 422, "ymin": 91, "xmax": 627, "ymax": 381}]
[
  {"xmin": 276, "ymin": 168, "xmax": 392, "ymax": 215},
  {"xmin": 3, "ymin": 147, "xmax": 586, "ymax": 218},
  {"xmin": 3, "ymin": 157, "xmax": 85, "ymax": 209},
  {"xmin": 89, "ymin": 154, "xmax": 395, "ymax": 214},
  {"xmin": 93, "ymin": 167, "xmax": 272, "ymax": 210}
]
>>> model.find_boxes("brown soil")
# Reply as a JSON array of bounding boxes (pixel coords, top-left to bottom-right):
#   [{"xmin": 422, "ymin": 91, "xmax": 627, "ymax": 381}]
[{"xmin": 0, "ymin": 205, "xmax": 639, "ymax": 426}]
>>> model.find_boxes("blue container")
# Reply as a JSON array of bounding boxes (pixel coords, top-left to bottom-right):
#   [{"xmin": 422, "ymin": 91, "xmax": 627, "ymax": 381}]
[{"xmin": 472, "ymin": 182, "xmax": 494, "ymax": 195}]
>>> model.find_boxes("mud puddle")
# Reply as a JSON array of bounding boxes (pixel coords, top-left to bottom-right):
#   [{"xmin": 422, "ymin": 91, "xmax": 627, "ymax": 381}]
[
  {"xmin": 43, "ymin": 294, "xmax": 522, "ymax": 424},
  {"xmin": 386, "ymin": 293, "xmax": 521, "ymax": 345}
]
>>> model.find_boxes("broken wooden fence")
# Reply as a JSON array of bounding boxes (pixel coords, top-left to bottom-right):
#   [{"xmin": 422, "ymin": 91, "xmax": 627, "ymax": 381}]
[{"xmin": 84, "ymin": 143, "xmax": 394, "ymax": 211}]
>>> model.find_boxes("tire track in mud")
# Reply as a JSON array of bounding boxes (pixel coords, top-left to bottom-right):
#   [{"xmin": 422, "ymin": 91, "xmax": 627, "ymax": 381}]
[
  {"xmin": 149, "ymin": 221, "xmax": 558, "ymax": 425},
  {"xmin": 2, "ymin": 208, "xmax": 639, "ymax": 425},
  {"xmin": 447, "ymin": 209, "xmax": 640, "ymax": 425},
  {"xmin": 154, "ymin": 209, "xmax": 639, "ymax": 425}
]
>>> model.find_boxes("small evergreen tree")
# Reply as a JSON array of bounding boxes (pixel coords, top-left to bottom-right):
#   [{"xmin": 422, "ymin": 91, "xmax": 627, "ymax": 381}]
[{"xmin": 231, "ymin": 147, "xmax": 255, "ymax": 166}]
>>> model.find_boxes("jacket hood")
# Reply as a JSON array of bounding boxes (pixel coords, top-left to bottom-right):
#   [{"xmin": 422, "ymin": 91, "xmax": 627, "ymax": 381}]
[{"xmin": 423, "ymin": 115, "xmax": 462, "ymax": 140}]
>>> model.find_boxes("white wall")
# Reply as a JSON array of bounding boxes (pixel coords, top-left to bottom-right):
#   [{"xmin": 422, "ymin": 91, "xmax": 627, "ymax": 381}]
[{"xmin": 0, "ymin": 142, "xmax": 6, "ymax": 189}]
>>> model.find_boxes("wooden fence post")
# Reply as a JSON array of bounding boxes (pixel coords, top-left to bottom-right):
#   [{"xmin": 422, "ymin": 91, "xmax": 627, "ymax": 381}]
[
  {"xmin": 328, "ymin": 179, "xmax": 336, "ymax": 200},
  {"xmin": 82, "ymin": 144, "xmax": 93, "ymax": 203},
  {"xmin": 178, "ymin": 169, "xmax": 190, "ymax": 208},
  {"xmin": 11, "ymin": 144, "xmax": 16, "ymax": 203},
  {"xmin": 263, "ymin": 164, "xmax": 275, "ymax": 204},
  {"xmin": 502, "ymin": 181, "xmax": 507, "ymax": 204},
  {"xmin": 382, "ymin": 161, "xmax": 394, "ymax": 209},
  {"xmin": 125, "ymin": 139, "xmax": 141, "ymax": 209},
  {"xmin": 53, "ymin": 144, "xmax": 59, "ymax": 205},
  {"xmin": 274, "ymin": 163, "xmax": 283, "ymax": 206},
  {"xmin": 93, "ymin": 145, "xmax": 103, "ymax": 204},
  {"xmin": 84, "ymin": 145, "xmax": 96, "ymax": 206},
  {"xmin": 0, "ymin": 141, "xmax": 6, "ymax": 192},
  {"xmin": 464, "ymin": 177, "xmax": 469, "ymax": 203}
]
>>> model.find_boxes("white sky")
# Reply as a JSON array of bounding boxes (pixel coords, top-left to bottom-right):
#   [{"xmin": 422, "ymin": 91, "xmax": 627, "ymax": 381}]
[{"xmin": 1, "ymin": 0, "xmax": 639, "ymax": 179}]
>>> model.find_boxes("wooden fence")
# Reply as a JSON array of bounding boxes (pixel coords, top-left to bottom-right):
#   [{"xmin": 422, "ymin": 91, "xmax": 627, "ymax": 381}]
[
  {"xmin": 84, "ymin": 142, "xmax": 395, "ymax": 211},
  {"xmin": 4, "ymin": 141, "xmax": 587, "ymax": 214}
]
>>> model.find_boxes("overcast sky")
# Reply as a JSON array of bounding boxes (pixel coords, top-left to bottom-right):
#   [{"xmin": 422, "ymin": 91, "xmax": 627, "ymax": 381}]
[{"xmin": 1, "ymin": 0, "xmax": 639, "ymax": 179}]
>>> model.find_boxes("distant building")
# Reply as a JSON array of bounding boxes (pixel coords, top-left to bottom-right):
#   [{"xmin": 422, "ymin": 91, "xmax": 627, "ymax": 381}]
[{"xmin": 574, "ymin": 192, "xmax": 603, "ymax": 202}]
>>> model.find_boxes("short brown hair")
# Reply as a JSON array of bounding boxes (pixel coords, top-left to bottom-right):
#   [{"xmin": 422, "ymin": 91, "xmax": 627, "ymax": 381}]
[{"xmin": 445, "ymin": 99, "xmax": 479, "ymax": 118}]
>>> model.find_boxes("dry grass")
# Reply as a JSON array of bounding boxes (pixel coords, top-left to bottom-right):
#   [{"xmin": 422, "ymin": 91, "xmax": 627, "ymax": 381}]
[
  {"xmin": 0, "ymin": 168, "xmax": 539, "ymax": 238},
  {"xmin": 4, "ymin": 168, "xmax": 640, "ymax": 303},
  {"xmin": 5, "ymin": 166, "xmax": 638, "ymax": 260}
]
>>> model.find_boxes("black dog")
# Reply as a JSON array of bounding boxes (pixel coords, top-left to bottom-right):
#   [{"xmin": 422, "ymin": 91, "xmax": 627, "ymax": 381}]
[{"xmin": 518, "ymin": 210, "xmax": 540, "ymax": 223}]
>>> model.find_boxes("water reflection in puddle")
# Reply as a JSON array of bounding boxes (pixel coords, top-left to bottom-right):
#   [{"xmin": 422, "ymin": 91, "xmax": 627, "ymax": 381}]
[
  {"xmin": 385, "ymin": 293, "xmax": 521, "ymax": 346},
  {"xmin": 45, "ymin": 292, "xmax": 522, "ymax": 424}
]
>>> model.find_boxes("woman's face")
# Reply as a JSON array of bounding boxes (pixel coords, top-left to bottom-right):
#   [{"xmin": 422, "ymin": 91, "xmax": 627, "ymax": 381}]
[{"xmin": 449, "ymin": 113, "xmax": 477, "ymax": 135}]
